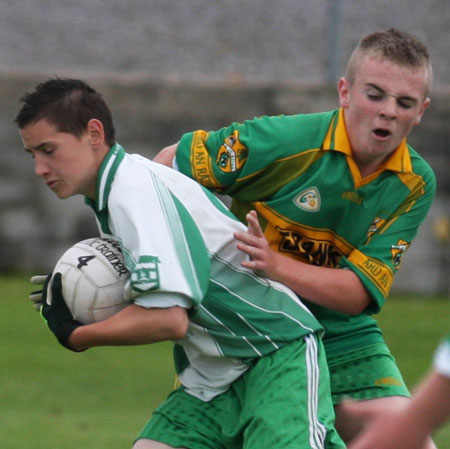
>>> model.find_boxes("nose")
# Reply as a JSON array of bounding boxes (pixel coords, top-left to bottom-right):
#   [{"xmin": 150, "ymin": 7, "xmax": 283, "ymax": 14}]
[
  {"xmin": 34, "ymin": 153, "xmax": 50, "ymax": 178},
  {"xmin": 379, "ymin": 96, "xmax": 398, "ymax": 120}
]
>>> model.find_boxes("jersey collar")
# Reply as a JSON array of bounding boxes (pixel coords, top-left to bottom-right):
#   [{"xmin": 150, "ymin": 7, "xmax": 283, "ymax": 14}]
[
  {"xmin": 85, "ymin": 142, "xmax": 125, "ymax": 212},
  {"xmin": 323, "ymin": 108, "xmax": 412, "ymax": 174}
]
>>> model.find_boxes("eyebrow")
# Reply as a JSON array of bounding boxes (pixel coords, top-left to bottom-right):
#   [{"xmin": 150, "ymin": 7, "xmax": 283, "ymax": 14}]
[
  {"xmin": 366, "ymin": 83, "xmax": 418, "ymax": 103},
  {"xmin": 24, "ymin": 142, "xmax": 53, "ymax": 153}
]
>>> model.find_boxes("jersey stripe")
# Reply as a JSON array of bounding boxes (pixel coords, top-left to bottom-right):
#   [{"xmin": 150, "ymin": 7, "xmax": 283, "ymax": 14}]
[
  {"xmin": 305, "ymin": 334, "xmax": 327, "ymax": 448},
  {"xmin": 151, "ymin": 171, "xmax": 204, "ymax": 301},
  {"xmin": 210, "ymin": 251, "xmax": 318, "ymax": 320},
  {"xmin": 211, "ymin": 277, "xmax": 316, "ymax": 334}
]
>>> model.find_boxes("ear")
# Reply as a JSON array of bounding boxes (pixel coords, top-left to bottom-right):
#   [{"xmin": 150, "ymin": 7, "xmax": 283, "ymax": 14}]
[
  {"xmin": 86, "ymin": 119, "xmax": 105, "ymax": 146},
  {"xmin": 414, "ymin": 96, "xmax": 431, "ymax": 126},
  {"xmin": 338, "ymin": 77, "xmax": 350, "ymax": 108}
]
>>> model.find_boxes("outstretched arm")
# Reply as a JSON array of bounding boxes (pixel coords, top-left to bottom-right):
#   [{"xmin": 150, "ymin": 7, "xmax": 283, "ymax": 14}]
[
  {"xmin": 235, "ymin": 210, "xmax": 371, "ymax": 315},
  {"xmin": 345, "ymin": 370, "xmax": 450, "ymax": 449}
]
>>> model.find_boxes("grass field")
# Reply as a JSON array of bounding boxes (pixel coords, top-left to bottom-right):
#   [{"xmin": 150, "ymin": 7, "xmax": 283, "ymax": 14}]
[{"xmin": 1, "ymin": 274, "xmax": 449, "ymax": 448}]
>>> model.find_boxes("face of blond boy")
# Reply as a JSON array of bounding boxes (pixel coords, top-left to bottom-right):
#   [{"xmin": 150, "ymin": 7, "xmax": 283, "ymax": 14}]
[{"xmin": 338, "ymin": 53, "xmax": 430, "ymax": 174}]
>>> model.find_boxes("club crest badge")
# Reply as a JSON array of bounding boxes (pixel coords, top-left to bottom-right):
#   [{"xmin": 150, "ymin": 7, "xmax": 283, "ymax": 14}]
[
  {"xmin": 131, "ymin": 255, "xmax": 160, "ymax": 291},
  {"xmin": 293, "ymin": 187, "xmax": 321, "ymax": 212},
  {"xmin": 367, "ymin": 217, "xmax": 386, "ymax": 239},
  {"xmin": 216, "ymin": 130, "xmax": 248, "ymax": 173},
  {"xmin": 391, "ymin": 239, "xmax": 410, "ymax": 267}
]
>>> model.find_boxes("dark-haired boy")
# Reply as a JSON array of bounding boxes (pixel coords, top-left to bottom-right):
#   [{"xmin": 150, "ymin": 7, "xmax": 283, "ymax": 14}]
[{"xmin": 16, "ymin": 78, "xmax": 345, "ymax": 449}]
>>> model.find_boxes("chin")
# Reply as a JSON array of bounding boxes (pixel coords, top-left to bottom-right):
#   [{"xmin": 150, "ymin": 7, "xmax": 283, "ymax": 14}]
[{"xmin": 54, "ymin": 189, "xmax": 73, "ymax": 199}]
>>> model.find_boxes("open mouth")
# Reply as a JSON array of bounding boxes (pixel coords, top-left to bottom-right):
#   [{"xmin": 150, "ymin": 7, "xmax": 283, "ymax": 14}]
[{"xmin": 372, "ymin": 128, "xmax": 391, "ymax": 139}]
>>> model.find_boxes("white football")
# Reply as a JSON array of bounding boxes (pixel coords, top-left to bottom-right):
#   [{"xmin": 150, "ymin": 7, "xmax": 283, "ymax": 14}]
[{"xmin": 49, "ymin": 237, "xmax": 130, "ymax": 324}]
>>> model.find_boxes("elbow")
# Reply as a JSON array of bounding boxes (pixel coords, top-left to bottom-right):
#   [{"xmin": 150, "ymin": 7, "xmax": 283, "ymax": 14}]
[
  {"xmin": 345, "ymin": 295, "xmax": 372, "ymax": 316},
  {"xmin": 339, "ymin": 274, "xmax": 372, "ymax": 316},
  {"xmin": 345, "ymin": 304, "xmax": 367, "ymax": 316}
]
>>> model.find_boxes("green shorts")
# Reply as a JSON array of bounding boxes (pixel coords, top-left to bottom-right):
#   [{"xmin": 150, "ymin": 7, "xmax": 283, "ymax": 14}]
[
  {"xmin": 327, "ymin": 344, "xmax": 410, "ymax": 405},
  {"xmin": 136, "ymin": 334, "xmax": 345, "ymax": 449}
]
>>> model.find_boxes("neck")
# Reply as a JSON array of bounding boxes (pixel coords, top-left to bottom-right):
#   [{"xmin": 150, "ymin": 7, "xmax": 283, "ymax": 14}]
[{"xmin": 354, "ymin": 153, "xmax": 389, "ymax": 178}]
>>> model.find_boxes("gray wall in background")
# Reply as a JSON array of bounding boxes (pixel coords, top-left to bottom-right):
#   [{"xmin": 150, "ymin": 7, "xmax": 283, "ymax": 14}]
[
  {"xmin": 0, "ymin": 1, "xmax": 449, "ymax": 295},
  {"xmin": 1, "ymin": 0, "xmax": 449, "ymax": 87}
]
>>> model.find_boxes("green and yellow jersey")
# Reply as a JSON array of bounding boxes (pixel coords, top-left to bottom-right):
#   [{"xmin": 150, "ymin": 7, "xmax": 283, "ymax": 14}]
[{"xmin": 175, "ymin": 108, "xmax": 436, "ymax": 357}]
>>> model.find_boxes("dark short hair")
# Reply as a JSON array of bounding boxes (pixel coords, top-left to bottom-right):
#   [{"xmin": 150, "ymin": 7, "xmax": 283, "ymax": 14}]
[{"xmin": 14, "ymin": 77, "xmax": 116, "ymax": 147}]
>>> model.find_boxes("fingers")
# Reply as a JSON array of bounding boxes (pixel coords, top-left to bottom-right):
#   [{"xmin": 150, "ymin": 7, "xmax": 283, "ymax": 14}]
[
  {"xmin": 29, "ymin": 293, "xmax": 43, "ymax": 311},
  {"xmin": 50, "ymin": 273, "xmax": 66, "ymax": 308},
  {"xmin": 30, "ymin": 274, "xmax": 49, "ymax": 312},
  {"xmin": 235, "ymin": 237, "xmax": 268, "ymax": 275},
  {"xmin": 236, "ymin": 241, "xmax": 257, "ymax": 261},
  {"xmin": 234, "ymin": 210, "xmax": 264, "ymax": 244},
  {"xmin": 234, "ymin": 230, "xmax": 254, "ymax": 245},
  {"xmin": 30, "ymin": 275, "xmax": 48, "ymax": 285},
  {"xmin": 51, "ymin": 272, "xmax": 63, "ymax": 294},
  {"xmin": 246, "ymin": 210, "xmax": 264, "ymax": 237}
]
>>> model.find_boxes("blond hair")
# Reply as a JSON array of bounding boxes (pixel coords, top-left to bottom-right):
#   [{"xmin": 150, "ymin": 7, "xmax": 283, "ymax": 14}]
[{"xmin": 345, "ymin": 28, "xmax": 432, "ymax": 92}]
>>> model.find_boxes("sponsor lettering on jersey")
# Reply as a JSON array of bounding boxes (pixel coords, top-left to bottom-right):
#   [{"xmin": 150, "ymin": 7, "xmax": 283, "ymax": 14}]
[
  {"xmin": 348, "ymin": 252, "xmax": 393, "ymax": 297},
  {"xmin": 256, "ymin": 202, "xmax": 354, "ymax": 267},
  {"xmin": 191, "ymin": 130, "xmax": 222, "ymax": 189},
  {"xmin": 131, "ymin": 255, "xmax": 160, "ymax": 291},
  {"xmin": 82, "ymin": 238, "xmax": 129, "ymax": 276},
  {"xmin": 341, "ymin": 191, "xmax": 364, "ymax": 205},
  {"xmin": 277, "ymin": 227, "xmax": 343, "ymax": 267},
  {"xmin": 391, "ymin": 239, "xmax": 410, "ymax": 267},
  {"xmin": 293, "ymin": 187, "xmax": 321, "ymax": 212},
  {"xmin": 216, "ymin": 131, "xmax": 248, "ymax": 173}
]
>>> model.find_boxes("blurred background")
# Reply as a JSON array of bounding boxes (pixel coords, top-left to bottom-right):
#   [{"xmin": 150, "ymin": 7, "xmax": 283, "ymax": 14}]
[{"xmin": 0, "ymin": 0, "xmax": 449, "ymax": 296}]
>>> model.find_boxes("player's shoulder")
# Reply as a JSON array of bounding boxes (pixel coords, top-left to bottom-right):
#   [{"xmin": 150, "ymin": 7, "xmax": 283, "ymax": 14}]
[
  {"xmin": 241, "ymin": 109, "xmax": 337, "ymax": 149},
  {"xmin": 406, "ymin": 143, "xmax": 437, "ymax": 187},
  {"xmin": 118, "ymin": 152, "xmax": 207, "ymax": 200},
  {"xmin": 112, "ymin": 152, "xmax": 151, "ymax": 186},
  {"xmin": 249, "ymin": 109, "xmax": 336, "ymax": 130}
]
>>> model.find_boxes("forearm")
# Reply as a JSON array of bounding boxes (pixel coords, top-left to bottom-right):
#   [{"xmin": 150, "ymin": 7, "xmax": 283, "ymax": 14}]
[
  {"xmin": 404, "ymin": 371, "xmax": 450, "ymax": 433},
  {"xmin": 349, "ymin": 371, "xmax": 450, "ymax": 449},
  {"xmin": 236, "ymin": 210, "xmax": 372, "ymax": 315},
  {"xmin": 266, "ymin": 252, "xmax": 371, "ymax": 315},
  {"xmin": 68, "ymin": 304, "xmax": 188, "ymax": 351}
]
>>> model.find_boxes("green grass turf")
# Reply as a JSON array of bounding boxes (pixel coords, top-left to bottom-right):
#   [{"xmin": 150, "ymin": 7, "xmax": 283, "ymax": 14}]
[{"xmin": 1, "ymin": 274, "xmax": 449, "ymax": 448}]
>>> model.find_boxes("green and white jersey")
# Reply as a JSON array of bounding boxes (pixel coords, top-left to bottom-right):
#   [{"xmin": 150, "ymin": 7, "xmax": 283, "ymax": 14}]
[
  {"xmin": 85, "ymin": 144, "xmax": 322, "ymax": 401},
  {"xmin": 434, "ymin": 335, "xmax": 450, "ymax": 378},
  {"xmin": 175, "ymin": 109, "xmax": 436, "ymax": 357}
]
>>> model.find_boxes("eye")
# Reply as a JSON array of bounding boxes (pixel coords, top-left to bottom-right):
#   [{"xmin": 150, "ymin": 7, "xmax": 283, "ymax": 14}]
[
  {"xmin": 40, "ymin": 146, "xmax": 56, "ymax": 155},
  {"xmin": 397, "ymin": 99, "xmax": 415, "ymax": 109},
  {"xmin": 367, "ymin": 93, "xmax": 383, "ymax": 101}
]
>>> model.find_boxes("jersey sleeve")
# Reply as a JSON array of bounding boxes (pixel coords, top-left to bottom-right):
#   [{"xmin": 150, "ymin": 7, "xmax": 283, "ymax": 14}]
[
  {"xmin": 340, "ymin": 166, "xmax": 436, "ymax": 312},
  {"xmin": 108, "ymin": 162, "xmax": 211, "ymax": 309},
  {"xmin": 176, "ymin": 112, "xmax": 333, "ymax": 201},
  {"xmin": 434, "ymin": 335, "xmax": 450, "ymax": 378}
]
